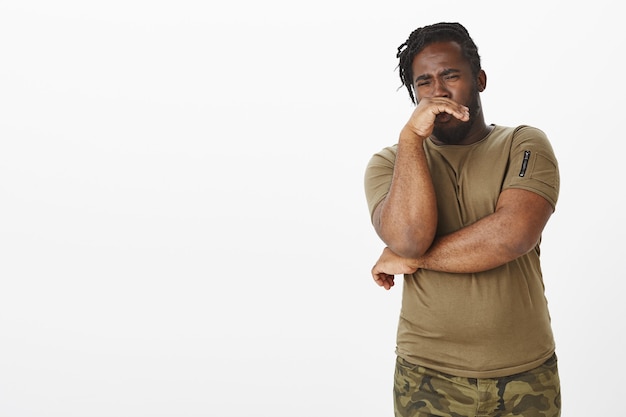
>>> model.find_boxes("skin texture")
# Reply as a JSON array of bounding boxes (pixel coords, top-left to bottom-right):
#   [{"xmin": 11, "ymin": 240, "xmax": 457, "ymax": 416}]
[{"xmin": 371, "ymin": 41, "xmax": 554, "ymax": 290}]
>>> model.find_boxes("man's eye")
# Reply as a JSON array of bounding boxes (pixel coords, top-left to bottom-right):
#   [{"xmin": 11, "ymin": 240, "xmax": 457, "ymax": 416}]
[
  {"xmin": 444, "ymin": 74, "xmax": 459, "ymax": 81},
  {"xmin": 416, "ymin": 81, "xmax": 430, "ymax": 87}
]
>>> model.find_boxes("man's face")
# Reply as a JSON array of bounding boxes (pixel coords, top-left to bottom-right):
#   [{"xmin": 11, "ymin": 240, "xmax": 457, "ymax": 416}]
[{"xmin": 411, "ymin": 41, "xmax": 481, "ymax": 144}]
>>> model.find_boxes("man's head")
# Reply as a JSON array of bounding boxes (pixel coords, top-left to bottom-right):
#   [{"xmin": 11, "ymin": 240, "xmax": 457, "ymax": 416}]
[
  {"xmin": 398, "ymin": 22, "xmax": 487, "ymax": 145},
  {"xmin": 397, "ymin": 22, "xmax": 482, "ymax": 105}
]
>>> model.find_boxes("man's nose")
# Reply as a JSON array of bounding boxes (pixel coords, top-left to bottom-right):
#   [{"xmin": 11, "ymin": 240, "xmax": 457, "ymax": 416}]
[{"xmin": 432, "ymin": 78, "xmax": 449, "ymax": 97}]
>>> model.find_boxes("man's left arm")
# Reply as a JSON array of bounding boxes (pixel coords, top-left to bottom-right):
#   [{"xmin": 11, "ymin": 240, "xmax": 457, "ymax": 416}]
[
  {"xmin": 371, "ymin": 188, "xmax": 554, "ymax": 283},
  {"xmin": 415, "ymin": 188, "xmax": 554, "ymax": 273}
]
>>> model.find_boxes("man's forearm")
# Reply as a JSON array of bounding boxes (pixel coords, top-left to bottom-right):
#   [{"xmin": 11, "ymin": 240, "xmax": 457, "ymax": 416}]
[
  {"xmin": 416, "ymin": 189, "xmax": 553, "ymax": 273},
  {"xmin": 417, "ymin": 221, "xmax": 521, "ymax": 273}
]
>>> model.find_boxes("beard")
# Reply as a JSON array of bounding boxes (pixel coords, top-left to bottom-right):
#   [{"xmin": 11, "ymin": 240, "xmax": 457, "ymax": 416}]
[{"xmin": 432, "ymin": 88, "xmax": 481, "ymax": 145}]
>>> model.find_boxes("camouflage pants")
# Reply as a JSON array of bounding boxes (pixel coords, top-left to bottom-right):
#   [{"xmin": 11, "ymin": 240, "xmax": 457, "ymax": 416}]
[{"xmin": 394, "ymin": 354, "xmax": 561, "ymax": 417}]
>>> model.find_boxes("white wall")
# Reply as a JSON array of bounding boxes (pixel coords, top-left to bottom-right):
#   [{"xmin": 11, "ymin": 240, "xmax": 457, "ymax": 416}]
[{"xmin": 1, "ymin": 1, "xmax": 623, "ymax": 416}]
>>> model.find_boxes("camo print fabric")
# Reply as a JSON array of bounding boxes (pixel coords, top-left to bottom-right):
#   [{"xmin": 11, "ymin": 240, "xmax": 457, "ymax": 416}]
[{"xmin": 394, "ymin": 354, "xmax": 561, "ymax": 417}]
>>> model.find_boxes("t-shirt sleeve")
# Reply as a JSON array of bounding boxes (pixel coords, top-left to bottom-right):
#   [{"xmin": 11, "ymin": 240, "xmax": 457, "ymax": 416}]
[
  {"xmin": 502, "ymin": 126, "xmax": 560, "ymax": 209},
  {"xmin": 363, "ymin": 146, "xmax": 397, "ymax": 222}
]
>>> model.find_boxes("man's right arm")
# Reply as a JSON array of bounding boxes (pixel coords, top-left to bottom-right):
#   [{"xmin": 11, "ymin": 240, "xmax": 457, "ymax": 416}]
[
  {"xmin": 372, "ymin": 128, "xmax": 437, "ymax": 258},
  {"xmin": 371, "ymin": 98, "xmax": 470, "ymax": 258}
]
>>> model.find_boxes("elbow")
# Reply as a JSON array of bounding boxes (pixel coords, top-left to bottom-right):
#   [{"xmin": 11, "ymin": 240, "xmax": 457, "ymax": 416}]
[
  {"xmin": 392, "ymin": 246, "xmax": 427, "ymax": 260},
  {"xmin": 504, "ymin": 234, "xmax": 541, "ymax": 259},
  {"xmin": 374, "ymin": 210, "xmax": 436, "ymax": 259},
  {"xmin": 387, "ymin": 236, "xmax": 433, "ymax": 259}
]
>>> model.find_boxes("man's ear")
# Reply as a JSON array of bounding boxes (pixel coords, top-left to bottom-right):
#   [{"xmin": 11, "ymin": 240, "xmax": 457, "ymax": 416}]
[{"xmin": 477, "ymin": 69, "xmax": 487, "ymax": 92}]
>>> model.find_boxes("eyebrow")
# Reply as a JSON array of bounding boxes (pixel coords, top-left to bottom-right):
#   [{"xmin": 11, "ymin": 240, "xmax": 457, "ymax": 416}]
[{"xmin": 414, "ymin": 68, "xmax": 461, "ymax": 84}]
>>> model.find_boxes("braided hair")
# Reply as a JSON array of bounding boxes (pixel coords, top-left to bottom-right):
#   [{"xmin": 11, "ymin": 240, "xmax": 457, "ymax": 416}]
[{"xmin": 396, "ymin": 22, "xmax": 482, "ymax": 104}]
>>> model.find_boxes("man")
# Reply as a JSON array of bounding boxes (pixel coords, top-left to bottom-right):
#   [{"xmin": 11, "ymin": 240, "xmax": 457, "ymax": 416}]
[{"xmin": 364, "ymin": 22, "xmax": 561, "ymax": 417}]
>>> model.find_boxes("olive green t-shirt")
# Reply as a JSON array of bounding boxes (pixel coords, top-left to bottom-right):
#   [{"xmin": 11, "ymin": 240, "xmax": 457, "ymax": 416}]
[{"xmin": 364, "ymin": 125, "xmax": 560, "ymax": 378}]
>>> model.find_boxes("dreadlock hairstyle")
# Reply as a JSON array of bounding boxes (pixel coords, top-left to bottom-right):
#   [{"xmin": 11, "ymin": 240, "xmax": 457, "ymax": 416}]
[{"xmin": 396, "ymin": 22, "xmax": 482, "ymax": 104}]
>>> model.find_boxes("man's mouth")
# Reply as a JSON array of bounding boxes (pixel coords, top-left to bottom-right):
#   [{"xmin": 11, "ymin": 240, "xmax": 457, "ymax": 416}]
[{"xmin": 435, "ymin": 113, "xmax": 452, "ymax": 123}]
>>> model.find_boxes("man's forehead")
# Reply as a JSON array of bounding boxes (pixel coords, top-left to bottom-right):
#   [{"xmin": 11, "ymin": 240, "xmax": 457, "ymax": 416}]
[{"xmin": 412, "ymin": 42, "xmax": 465, "ymax": 71}]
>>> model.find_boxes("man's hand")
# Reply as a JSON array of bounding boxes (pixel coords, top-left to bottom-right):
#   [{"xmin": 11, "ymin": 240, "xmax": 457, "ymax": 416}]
[
  {"xmin": 403, "ymin": 97, "xmax": 469, "ymax": 139},
  {"xmin": 371, "ymin": 247, "xmax": 419, "ymax": 290}
]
